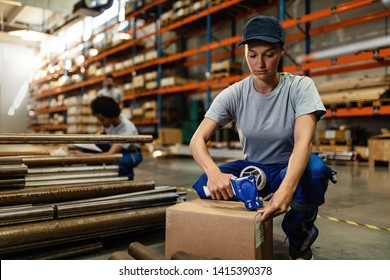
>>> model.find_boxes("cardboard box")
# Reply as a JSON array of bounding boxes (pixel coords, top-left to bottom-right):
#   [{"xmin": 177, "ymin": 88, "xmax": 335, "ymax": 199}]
[
  {"xmin": 159, "ymin": 128, "xmax": 182, "ymax": 145},
  {"xmin": 368, "ymin": 134, "xmax": 390, "ymax": 169},
  {"xmin": 165, "ymin": 199, "xmax": 273, "ymax": 260}
]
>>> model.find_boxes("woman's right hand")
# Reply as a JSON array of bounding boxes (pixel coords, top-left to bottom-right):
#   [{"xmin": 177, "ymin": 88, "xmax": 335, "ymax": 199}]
[{"xmin": 206, "ymin": 171, "xmax": 236, "ymax": 200}]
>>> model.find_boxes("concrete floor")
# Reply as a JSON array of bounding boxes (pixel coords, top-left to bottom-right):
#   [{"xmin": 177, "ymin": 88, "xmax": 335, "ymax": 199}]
[{"xmin": 84, "ymin": 154, "xmax": 390, "ymax": 260}]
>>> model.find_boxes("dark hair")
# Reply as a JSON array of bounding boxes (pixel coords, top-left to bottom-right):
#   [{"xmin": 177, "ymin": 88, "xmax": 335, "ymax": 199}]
[
  {"xmin": 278, "ymin": 55, "xmax": 284, "ymax": 72},
  {"xmin": 91, "ymin": 96, "xmax": 120, "ymax": 118}
]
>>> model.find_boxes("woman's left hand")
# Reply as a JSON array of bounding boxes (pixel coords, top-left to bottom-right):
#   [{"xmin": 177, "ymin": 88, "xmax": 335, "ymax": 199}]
[{"xmin": 257, "ymin": 188, "xmax": 293, "ymax": 222}]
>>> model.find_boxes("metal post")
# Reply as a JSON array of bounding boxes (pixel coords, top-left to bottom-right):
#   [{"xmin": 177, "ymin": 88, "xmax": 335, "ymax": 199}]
[
  {"xmin": 305, "ymin": 0, "xmax": 311, "ymax": 77},
  {"xmin": 206, "ymin": 1, "xmax": 212, "ymax": 109},
  {"xmin": 157, "ymin": 3, "xmax": 163, "ymax": 131}
]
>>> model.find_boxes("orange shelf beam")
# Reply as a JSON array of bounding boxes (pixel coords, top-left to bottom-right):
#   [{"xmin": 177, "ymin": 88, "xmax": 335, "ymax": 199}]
[
  {"xmin": 310, "ymin": 60, "xmax": 390, "ymax": 77},
  {"xmin": 281, "ymin": 0, "xmax": 376, "ymax": 29},
  {"xmin": 132, "ymin": 118, "xmax": 159, "ymax": 126},
  {"xmin": 285, "ymin": 10, "xmax": 390, "ymax": 42},
  {"xmin": 284, "ymin": 47, "xmax": 390, "ymax": 73},
  {"xmin": 325, "ymin": 105, "xmax": 390, "ymax": 118}
]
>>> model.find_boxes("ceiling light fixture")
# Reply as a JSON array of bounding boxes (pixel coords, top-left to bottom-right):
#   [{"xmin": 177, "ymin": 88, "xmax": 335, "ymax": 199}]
[{"xmin": 8, "ymin": 30, "xmax": 49, "ymax": 42}]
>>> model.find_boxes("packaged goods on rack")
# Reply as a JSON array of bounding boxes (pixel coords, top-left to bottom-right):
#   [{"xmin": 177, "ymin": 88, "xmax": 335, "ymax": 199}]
[
  {"xmin": 161, "ymin": 76, "xmax": 188, "ymax": 87},
  {"xmin": 211, "ymin": 59, "xmax": 242, "ymax": 79},
  {"xmin": 132, "ymin": 75, "xmax": 145, "ymax": 91}
]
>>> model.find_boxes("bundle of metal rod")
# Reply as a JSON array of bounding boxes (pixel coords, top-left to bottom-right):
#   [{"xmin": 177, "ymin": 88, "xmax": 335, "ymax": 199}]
[
  {"xmin": 27, "ymin": 165, "xmax": 119, "ymax": 175},
  {"xmin": 21, "ymin": 154, "xmax": 123, "ymax": 167},
  {"xmin": 0, "ymin": 180, "xmax": 156, "ymax": 206},
  {"xmin": 0, "ymin": 164, "xmax": 28, "ymax": 177},
  {"xmin": 0, "ymin": 178, "xmax": 25, "ymax": 189},
  {"xmin": 0, "ymin": 163, "xmax": 126, "ymax": 189},
  {"xmin": 23, "ymin": 165, "xmax": 123, "ymax": 188},
  {"xmin": 0, "ymin": 187, "xmax": 174, "ymax": 226},
  {"xmin": 0, "ymin": 133, "xmax": 153, "ymax": 144},
  {"xmin": 0, "ymin": 177, "xmax": 129, "ymax": 189},
  {"xmin": 0, "ymin": 206, "xmax": 168, "ymax": 256},
  {"xmin": 55, "ymin": 192, "xmax": 178, "ymax": 218},
  {"xmin": 0, "ymin": 205, "xmax": 54, "ymax": 226},
  {"xmin": 128, "ymin": 242, "xmax": 164, "ymax": 260},
  {"xmin": 26, "ymin": 176, "xmax": 129, "ymax": 188},
  {"xmin": 0, "ymin": 163, "xmax": 28, "ymax": 189},
  {"xmin": 0, "ymin": 156, "xmax": 23, "ymax": 165},
  {"xmin": 54, "ymin": 186, "xmax": 178, "ymax": 205},
  {"xmin": 26, "ymin": 171, "xmax": 121, "ymax": 183}
]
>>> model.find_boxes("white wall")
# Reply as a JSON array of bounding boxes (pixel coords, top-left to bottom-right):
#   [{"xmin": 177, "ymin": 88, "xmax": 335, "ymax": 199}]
[{"xmin": 0, "ymin": 42, "xmax": 38, "ymax": 133}]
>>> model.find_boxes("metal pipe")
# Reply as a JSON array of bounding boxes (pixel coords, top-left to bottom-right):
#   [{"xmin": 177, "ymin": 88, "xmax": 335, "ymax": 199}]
[
  {"xmin": 0, "ymin": 156, "xmax": 23, "ymax": 165},
  {"xmin": 55, "ymin": 192, "xmax": 178, "ymax": 218},
  {"xmin": 26, "ymin": 176, "xmax": 128, "ymax": 188},
  {"xmin": 128, "ymin": 242, "xmax": 164, "ymax": 260},
  {"xmin": 27, "ymin": 165, "xmax": 118, "ymax": 174},
  {"xmin": 25, "ymin": 171, "xmax": 119, "ymax": 182},
  {"xmin": 0, "ymin": 164, "xmax": 28, "ymax": 177},
  {"xmin": 0, "ymin": 206, "xmax": 167, "ymax": 255},
  {"xmin": 0, "ymin": 180, "xmax": 155, "ymax": 206},
  {"xmin": 0, "ymin": 178, "xmax": 25, "ymax": 186},
  {"xmin": 0, "ymin": 133, "xmax": 153, "ymax": 144},
  {"xmin": 0, "ymin": 205, "xmax": 54, "ymax": 226},
  {"xmin": 55, "ymin": 186, "xmax": 177, "ymax": 205},
  {"xmin": 22, "ymin": 154, "xmax": 123, "ymax": 166},
  {"xmin": 0, "ymin": 188, "xmax": 176, "ymax": 225}
]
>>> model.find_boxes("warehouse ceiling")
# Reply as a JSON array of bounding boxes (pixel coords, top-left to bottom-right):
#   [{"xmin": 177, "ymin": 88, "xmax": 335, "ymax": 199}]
[{"xmin": 0, "ymin": 0, "xmax": 81, "ymax": 46}]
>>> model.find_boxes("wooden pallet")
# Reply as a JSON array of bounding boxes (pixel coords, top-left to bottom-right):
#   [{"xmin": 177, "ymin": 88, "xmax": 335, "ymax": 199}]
[{"xmin": 211, "ymin": 60, "xmax": 242, "ymax": 79}]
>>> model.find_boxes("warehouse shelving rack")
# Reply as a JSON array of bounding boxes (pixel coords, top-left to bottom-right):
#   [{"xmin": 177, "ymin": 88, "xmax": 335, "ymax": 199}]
[{"xmin": 28, "ymin": 0, "xmax": 390, "ymax": 134}]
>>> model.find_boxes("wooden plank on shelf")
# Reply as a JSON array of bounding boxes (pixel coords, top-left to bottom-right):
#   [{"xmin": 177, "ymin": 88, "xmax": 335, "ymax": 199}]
[
  {"xmin": 320, "ymin": 86, "xmax": 388, "ymax": 105},
  {"xmin": 317, "ymin": 75, "xmax": 390, "ymax": 93}
]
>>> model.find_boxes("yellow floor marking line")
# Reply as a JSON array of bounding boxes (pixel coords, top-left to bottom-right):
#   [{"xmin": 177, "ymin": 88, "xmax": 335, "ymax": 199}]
[{"xmin": 317, "ymin": 215, "xmax": 390, "ymax": 232}]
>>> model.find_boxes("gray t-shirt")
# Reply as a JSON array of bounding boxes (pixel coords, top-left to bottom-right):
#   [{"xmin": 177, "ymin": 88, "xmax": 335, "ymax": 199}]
[
  {"xmin": 104, "ymin": 115, "xmax": 139, "ymax": 150},
  {"xmin": 205, "ymin": 73, "xmax": 326, "ymax": 164}
]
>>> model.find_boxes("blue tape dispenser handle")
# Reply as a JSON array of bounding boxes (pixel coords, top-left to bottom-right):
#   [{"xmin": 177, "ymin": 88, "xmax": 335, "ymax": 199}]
[{"xmin": 230, "ymin": 175, "xmax": 262, "ymax": 210}]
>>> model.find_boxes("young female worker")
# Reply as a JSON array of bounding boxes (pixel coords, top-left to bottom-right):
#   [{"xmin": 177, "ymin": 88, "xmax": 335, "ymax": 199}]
[{"xmin": 190, "ymin": 15, "xmax": 335, "ymax": 260}]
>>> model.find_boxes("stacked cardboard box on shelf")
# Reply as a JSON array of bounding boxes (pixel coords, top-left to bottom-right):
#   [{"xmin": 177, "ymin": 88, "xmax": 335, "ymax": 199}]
[{"xmin": 66, "ymin": 96, "xmax": 100, "ymax": 134}]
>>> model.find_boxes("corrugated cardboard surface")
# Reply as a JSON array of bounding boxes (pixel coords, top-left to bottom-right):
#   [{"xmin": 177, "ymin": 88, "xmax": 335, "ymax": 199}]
[{"xmin": 165, "ymin": 199, "xmax": 273, "ymax": 260}]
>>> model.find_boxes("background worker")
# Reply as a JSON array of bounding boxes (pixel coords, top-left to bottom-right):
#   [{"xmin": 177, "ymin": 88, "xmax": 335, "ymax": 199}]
[
  {"xmin": 189, "ymin": 15, "xmax": 336, "ymax": 260},
  {"xmin": 97, "ymin": 73, "xmax": 124, "ymax": 108},
  {"xmin": 89, "ymin": 96, "xmax": 142, "ymax": 180}
]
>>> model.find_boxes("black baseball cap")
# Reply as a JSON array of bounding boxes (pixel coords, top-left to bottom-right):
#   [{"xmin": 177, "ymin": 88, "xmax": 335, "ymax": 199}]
[{"xmin": 238, "ymin": 15, "xmax": 284, "ymax": 46}]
